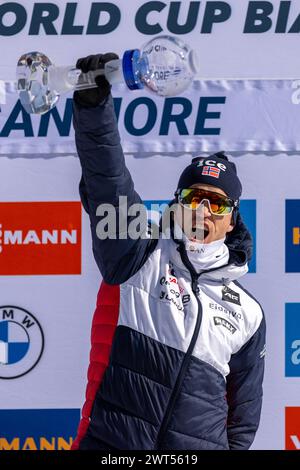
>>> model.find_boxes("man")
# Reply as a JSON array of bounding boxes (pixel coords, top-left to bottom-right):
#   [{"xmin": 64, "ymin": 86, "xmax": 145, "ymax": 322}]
[{"xmin": 72, "ymin": 54, "xmax": 266, "ymax": 451}]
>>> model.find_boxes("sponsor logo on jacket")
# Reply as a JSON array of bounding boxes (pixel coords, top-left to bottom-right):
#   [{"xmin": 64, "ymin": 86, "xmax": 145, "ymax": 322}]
[
  {"xmin": 222, "ymin": 285, "xmax": 241, "ymax": 305},
  {"xmin": 159, "ymin": 271, "xmax": 191, "ymax": 311},
  {"xmin": 209, "ymin": 302, "xmax": 242, "ymax": 322},
  {"xmin": 213, "ymin": 316, "xmax": 237, "ymax": 334}
]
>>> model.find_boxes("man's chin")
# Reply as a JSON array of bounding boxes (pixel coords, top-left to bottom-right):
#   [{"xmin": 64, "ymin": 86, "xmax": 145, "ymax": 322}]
[{"xmin": 189, "ymin": 236, "xmax": 210, "ymax": 244}]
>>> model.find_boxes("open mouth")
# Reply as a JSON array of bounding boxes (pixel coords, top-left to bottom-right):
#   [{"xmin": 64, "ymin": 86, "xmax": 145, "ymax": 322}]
[{"xmin": 191, "ymin": 226, "xmax": 210, "ymax": 241}]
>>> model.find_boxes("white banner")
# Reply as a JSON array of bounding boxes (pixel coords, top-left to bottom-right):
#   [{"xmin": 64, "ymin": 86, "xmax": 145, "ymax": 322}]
[
  {"xmin": 0, "ymin": 0, "xmax": 300, "ymax": 79},
  {"xmin": 1, "ymin": 79, "xmax": 300, "ymax": 154},
  {"xmin": 0, "ymin": 1, "xmax": 300, "ymax": 155}
]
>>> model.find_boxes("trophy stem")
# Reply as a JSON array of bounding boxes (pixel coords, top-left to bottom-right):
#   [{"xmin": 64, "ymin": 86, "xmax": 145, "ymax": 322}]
[{"xmin": 48, "ymin": 59, "xmax": 124, "ymax": 95}]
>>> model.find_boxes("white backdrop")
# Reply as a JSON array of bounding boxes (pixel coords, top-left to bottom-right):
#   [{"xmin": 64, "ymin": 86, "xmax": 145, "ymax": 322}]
[
  {"xmin": 0, "ymin": 0, "xmax": 300, "ymax": 451},
  {"xmin": 0, "ymin": 152, "xmax": 299, "ymax": 450}
]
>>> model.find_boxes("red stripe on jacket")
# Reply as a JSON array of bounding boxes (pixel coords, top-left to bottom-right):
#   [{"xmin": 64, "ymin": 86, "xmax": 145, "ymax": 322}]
[{"xmin": 71, "ymin": 282, "xmax": 120, "ymax": 450}]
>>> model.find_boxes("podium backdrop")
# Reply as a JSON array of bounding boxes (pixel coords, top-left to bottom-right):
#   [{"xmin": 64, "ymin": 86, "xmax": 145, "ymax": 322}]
[{"xmin": 0, "ymin": 0, "xmax": 299, "ymax": 450}]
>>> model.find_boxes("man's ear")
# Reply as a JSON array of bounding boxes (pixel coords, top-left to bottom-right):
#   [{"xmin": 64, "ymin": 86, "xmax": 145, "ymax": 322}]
[
  {"xmin": 227, "ymin": 213, "xmax": 236, "ymax": 234},
  {"xmin": 226, "ymin": 223, "xmax": 235, "ymax": 234},
  {"xmin": 230, "ymin": 208, "xmax": 238, "ymax": 227}
]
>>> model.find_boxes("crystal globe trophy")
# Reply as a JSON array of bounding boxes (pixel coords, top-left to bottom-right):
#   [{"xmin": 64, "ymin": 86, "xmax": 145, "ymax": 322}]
[{"xmin": 16, "ymin": 35, "xmax": 199, "ymax": 114}]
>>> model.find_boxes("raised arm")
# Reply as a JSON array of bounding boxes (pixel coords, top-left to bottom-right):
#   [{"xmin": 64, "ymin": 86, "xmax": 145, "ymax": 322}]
[{"xmin": 73, "ymin": 54, "xmax": 156, "ymax": 284}]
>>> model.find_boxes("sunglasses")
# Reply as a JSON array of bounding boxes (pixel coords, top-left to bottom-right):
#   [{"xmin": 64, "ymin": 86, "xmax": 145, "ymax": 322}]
[{"xmin": 176, "ymin": 188, "xmax": 237, "ymax": 215}]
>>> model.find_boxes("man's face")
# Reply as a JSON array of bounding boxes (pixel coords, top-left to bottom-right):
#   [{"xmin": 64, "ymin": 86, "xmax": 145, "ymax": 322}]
[{"xmin": 175, "ymin": 183, "xmax": 235, "ymax": 244}]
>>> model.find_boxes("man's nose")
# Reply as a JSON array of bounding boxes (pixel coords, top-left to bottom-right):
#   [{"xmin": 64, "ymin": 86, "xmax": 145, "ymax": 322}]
[{"xmin": 197, "ymin": 199, "xmax": 212, "ymax": 216}]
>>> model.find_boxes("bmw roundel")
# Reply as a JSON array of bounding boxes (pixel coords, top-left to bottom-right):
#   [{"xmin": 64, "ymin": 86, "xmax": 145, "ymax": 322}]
[{"xmin": 0, "ymin": 306, "xmax": 44, "ymax": 379}]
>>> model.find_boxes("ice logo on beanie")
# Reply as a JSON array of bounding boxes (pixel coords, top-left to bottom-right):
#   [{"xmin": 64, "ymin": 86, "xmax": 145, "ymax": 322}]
[{"xmin": 196, "ymin": 159, "xmax": 227, "ymax": 179}]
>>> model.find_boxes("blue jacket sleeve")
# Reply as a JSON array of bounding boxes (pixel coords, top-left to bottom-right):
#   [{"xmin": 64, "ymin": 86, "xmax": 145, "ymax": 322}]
[
  {"xmin": 226, "ymin": 314, "xmax": 266, "ymax": 450},
  {"xmin": 73, "ymin": 94, "xmax": 157, "ymax": 284}
]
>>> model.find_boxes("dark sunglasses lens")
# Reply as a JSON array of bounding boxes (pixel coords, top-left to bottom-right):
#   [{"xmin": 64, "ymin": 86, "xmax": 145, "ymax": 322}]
[
  {"xmin": 179, "ymin": 189, "xmax": 200, "ymax": 209},
  {"xmin": 179, "ymin": 189, "xmax": 233, "ymax": 214}
]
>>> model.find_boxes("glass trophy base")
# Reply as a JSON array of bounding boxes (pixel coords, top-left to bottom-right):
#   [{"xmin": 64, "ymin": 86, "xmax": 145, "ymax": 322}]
[{"xmin": 17, "ymin": 51, "xmax": 59, "ymax": 114}]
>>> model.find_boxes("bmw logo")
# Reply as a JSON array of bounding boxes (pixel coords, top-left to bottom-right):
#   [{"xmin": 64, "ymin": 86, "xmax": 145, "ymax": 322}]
[{"xmin": 0, "ymin": 306, "xmax": 44, "ymax": 379}]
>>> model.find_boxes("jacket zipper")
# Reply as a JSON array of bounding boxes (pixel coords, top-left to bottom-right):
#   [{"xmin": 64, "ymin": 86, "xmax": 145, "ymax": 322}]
[{"xmin": 155, "ymin": 245, "xmax": 203, "ymax": 449}]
